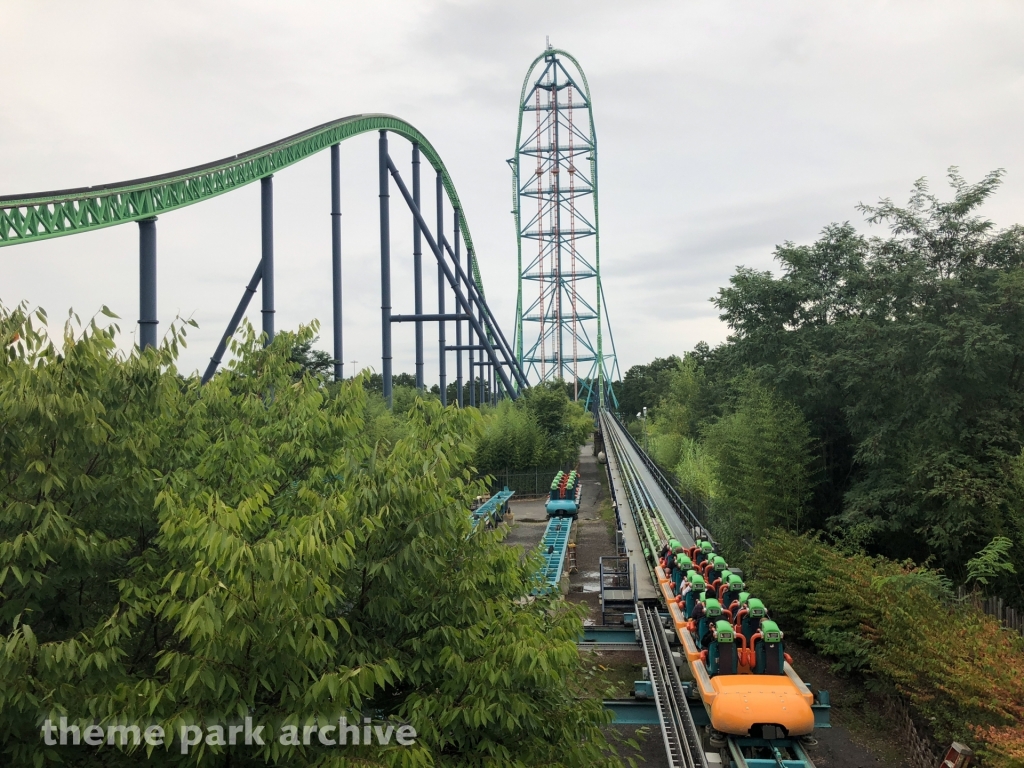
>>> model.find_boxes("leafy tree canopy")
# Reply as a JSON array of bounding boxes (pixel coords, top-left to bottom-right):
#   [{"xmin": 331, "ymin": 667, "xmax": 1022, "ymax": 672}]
[
  {"xmin": 613, "ymin": 356, "xmax": 681, "ymax": 422},
  {"xmin": 0, "ymin": 304, "xmax": 614, "ymax": 767},
  {"xmin": 633, "ymin": 170, "xmax": 1024, "ymax": 600},
  {"xmin": 474, "ymin": 382, "xmax": 594, "ymax": 474}
]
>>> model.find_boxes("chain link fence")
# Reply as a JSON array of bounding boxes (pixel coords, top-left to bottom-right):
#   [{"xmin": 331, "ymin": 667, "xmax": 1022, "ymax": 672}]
[{"xmin": 480, "ymin": 465, "xmax": 576, "ymax": 497}]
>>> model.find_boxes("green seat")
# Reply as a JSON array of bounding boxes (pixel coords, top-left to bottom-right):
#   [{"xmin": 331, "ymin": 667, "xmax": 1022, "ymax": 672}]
[
  {"xmin": 707, "ymin": 620, "xmax": 738, "ymax": 676},
  {"xmin": 754, "ymin": 619, "xmax": 786, "ymax": 675},
  {"xmin": 720, "ymin": 573, "xmax": 745, "ymax": 610},
  {"xmin": 698, "ymin": 598, "xmax": 722, "ymax": 649},
  {"xmin": 683, "ymin": 572, "xmax": 705, "ymax": 618},
  {"xmin": 738, "ymin": 597, "xmax": 766, "ymax": 641}
]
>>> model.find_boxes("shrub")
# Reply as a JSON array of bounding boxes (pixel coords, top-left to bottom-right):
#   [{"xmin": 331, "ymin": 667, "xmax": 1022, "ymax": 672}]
[
  {"xmin": 0, "ymin": 303, "xmax": 615, "ymax": 767},
  {"xmin": 750, "ymin": 530, "xmax": 1024, "ymax": 765},
  {"xmin": 474, "ymin": 381, "xmax": 593, "ymax": 474}
]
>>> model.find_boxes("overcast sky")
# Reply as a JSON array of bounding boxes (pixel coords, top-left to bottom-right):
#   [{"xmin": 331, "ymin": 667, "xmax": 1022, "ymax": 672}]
[{"xmin": 4, "ymin": 1, "xmax": 1024, "ymax": 381}]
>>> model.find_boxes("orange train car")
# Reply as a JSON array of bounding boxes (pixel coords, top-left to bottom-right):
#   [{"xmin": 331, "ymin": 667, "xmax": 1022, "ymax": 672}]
[{"xmin": 657, "ymin": 549, "xmax": 819, "ymax": 737}]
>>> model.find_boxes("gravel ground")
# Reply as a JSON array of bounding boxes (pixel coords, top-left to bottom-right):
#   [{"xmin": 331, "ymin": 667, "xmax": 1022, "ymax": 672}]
[
  {"xmin": 787, "ymin": 643, "xmax": 911, "ymax": 768},
  {"xmin": 502, "ymin": 498, "xmax": 549, "ymax": 553},
  {"xmin": 565, "ymin": 442, "xmax": 616, "ymax": 623}
]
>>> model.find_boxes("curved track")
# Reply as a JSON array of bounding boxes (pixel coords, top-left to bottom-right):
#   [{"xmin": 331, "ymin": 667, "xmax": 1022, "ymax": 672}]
[{"xmin": 0, "ymin": 114, "xmax": 488, "ymax": 291}]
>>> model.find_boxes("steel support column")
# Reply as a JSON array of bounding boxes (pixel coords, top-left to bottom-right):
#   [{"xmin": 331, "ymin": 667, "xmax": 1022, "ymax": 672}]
[
  {"xmin": 412, "ymin": 143, "xmax": 424, "ymax": 391},
  {"xmin": 552, "ymin": 66, "xmax": 564, "ymax": 379},
  {"xmin": 468, "ymin": 247, "xmax": 476, "ymax": 407},
  {"xmin": 261, "ymin": 176, "xmax": 274, "ymax": 344},
  {"xmin": 436, "ymin": 170, "xmax": 447, "ymax": 405},
  {"xmin": 138, "ymin": 217, "xmax": 157, "ymax": 351},
  {"xmin": 454, "ymin": 208, "xmax": 464, "ymax": 407},
  {"xmin": 202, "ymin": 262, "xmax": 263, "ymax": 384},
  {"xmin": 379, "ymin": 131, "xmax": 393, "ymax": 408},
  {"xmin": 384, "ymin": 156, "xmax": 517, "ymax": 399},
  {"xmin": 331, "ymin": 144, "xmax": 343, "ymax": 381},
  {"xmin": 440, "ymin": 235, "xmax": 528, "ymax": 391},
  {"xmin": 478, "ymin": 299, "xmax": 485, "ymax": 405}
]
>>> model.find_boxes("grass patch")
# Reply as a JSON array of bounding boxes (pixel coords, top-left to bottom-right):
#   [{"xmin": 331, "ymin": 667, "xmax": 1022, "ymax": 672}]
[{"xmin": 577, "ymin": 653, "xmax": 643, "ymax": 699}]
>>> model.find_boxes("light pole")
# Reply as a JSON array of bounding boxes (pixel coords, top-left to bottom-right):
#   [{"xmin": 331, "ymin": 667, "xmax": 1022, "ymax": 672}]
[
  {"xmin": 638, "ymin": 406, "xmax": 649, "ymax": 452},
  {"xmin": 350, "ymin": 360, "xmax": 358, "ymax": 379}
]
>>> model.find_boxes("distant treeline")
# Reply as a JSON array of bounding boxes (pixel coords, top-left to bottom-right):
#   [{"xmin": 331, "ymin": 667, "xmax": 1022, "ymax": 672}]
[{"xmin": 615, "ymin": 169, "xmax": 1024, "ymax": 610}]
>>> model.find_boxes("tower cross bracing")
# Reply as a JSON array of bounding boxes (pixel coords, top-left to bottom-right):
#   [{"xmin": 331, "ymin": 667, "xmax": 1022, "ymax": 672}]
[{"xmin": 511, "ymin": 47, "xmax": 620, "ymax": 409}]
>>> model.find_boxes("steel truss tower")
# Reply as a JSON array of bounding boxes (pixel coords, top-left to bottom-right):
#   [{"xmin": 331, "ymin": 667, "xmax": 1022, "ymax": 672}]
[{"xmin": 511, "ymin": 45, "xmax": 620, "ymax": 409}]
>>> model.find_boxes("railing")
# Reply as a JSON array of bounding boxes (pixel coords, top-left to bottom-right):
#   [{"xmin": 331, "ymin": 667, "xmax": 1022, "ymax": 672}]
[
  {"xmin": 471, "ymin": 487, "xmax": 514, "ymax": 528},
  {"xmin": 481, "ymin": 464, "xmax": 575, "ymax": 497},
  {"xmin": 598, "ymin": 556, "xmax": 636, "ymax": 625},
  {"xmin": 956, "ymin": 587, "xmax": 1024, "ymax": 637},
  {"xmin": 538, "ymin": 517, "xmax": 573, "ymax": 590},
  {"xmin": 607, "ymin": 411, "xmax": 712, "ymax": 539}
]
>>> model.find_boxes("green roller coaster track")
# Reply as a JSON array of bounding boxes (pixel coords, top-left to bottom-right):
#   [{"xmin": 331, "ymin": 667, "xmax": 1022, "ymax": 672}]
[{"xmin": 0, "ymin": 113, "xmax": 487, "ymax": 294}]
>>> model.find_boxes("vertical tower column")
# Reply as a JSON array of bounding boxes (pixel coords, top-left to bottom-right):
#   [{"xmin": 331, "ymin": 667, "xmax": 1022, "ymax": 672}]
[
  {"xmin": 261, "ymin": 175, "xmax": 275, "ymax": 345},
  {"xmin": 454, "ymin": 208, "xmax": 464, "ymax": 407},
  {"xmin": 552, "ymin": 70, "xmax": 564, "ymax": 381},
  {"xmin": 138, "ymin": 217, "xmax": 158, "ymax": 351},
  {"xmin": 436, "ymin": 170, "xmax": 447, "ymax": 405},
  {"xmin": 412, "ymin": 144, "xmax": 424, "ymax": 392},
  {"xmin": 379, "ymin": 131, "xmax": 393, "ymax": 408},
  {"xmin": 330, "ymin": 144, "xmax": 343, "ymax": 381},
  {"xmin": 477, "ymin": 299, "xmax": 485, "ymax": 405}
]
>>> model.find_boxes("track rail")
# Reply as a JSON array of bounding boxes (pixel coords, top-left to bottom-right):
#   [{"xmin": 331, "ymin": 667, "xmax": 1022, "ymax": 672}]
[
  {"xmin": 607, "ymin": 410, "xmax": 711, "ymax": 541},
  {"xmin": 602, "ymin": 409, "xmax": 822, "ymax": 768},
  {"xmin": 601, "ymin": 411, "xmax": 679, "ymax": 557},
  {"xmin": 0, "ymin": 113, "xmax": 485, "ymax": 292},
  {"xmin": 636, "ymin": 603, "xmax": 709, "ymax": 768},
  {"xmin": 603, "ymin": 411, "xmax": 709, "ymax": 767},
  {"xmin": 539, "ymin": 516, "xmax": 572, "ymax": 588}
]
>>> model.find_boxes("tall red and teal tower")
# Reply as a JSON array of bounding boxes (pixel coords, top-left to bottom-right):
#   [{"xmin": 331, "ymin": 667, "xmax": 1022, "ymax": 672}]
[{"xmin": 510, "ymin": 44, "xmax": 620, "ymax": 409}]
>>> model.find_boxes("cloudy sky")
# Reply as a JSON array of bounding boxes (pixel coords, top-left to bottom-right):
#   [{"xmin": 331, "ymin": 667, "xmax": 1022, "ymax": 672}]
[{"xmin": 3, "ymin": 1, "xmax": 1024, "ymax": 381}]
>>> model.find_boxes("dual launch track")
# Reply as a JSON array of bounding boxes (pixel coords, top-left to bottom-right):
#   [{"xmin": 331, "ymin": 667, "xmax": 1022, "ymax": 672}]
[
  {"xmin": 599, "ymin": 410, "xmax": 821, "ymax": 768},
  {"xmin": 601, "ymin": 410, "xmax": 705, "ymax": 768}
]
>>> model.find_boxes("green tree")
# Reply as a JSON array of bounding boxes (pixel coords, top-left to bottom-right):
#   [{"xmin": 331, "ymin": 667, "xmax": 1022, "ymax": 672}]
[
  {"xmin": 614, "ymin": 356, "xmax": 680, "ymax": 423},
  {"xmin": 0, "ymin": 304, "xmax": 615, "ymax": 767},
  {"xmin": 672, "ymin": 438, "xmax": 717, "ymax": 503},
  {"xmin": 517, "ymin": 381, "xmax": 593, "ymax": 467},
  {"xmin": 712, "ymin": 170, "xmax": 1024, "ymax": 588},
  {"xmin": 646, "ymin": 356, "xmax": 708, "ymax": 469},
  {"xmin": 473, "ymin": 400, "xmax": 547, "ymax": 473},
  {"xmin": 288, "ymin": 334, "xmax": 335, "ymax": 381},
  {"xmin": 702, "ymin": 377, "xmax": 815, "ymax": 558}
]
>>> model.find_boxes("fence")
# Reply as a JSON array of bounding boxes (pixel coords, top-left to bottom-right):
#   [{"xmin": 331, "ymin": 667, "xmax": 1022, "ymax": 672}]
[
  {"xmin": 956, "ymin": 587, "xmax": 1024, "ymax": 637},
  {"xmin": 883, "ymin": 694, "xmax": 940, "ymax": 768},
  {"xmin": 481, "ymin": 465, "xmax": 575, "ymax": 497}
]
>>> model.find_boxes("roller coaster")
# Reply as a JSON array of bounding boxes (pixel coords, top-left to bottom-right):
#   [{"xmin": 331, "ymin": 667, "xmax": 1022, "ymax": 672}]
[
  {"xmin": 598, "ymin": 410, "xmax": 831, "ymax": 768},
  {"xmin": 1, "ymin": 42, "xmax": 834, "ymax": 768}
]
